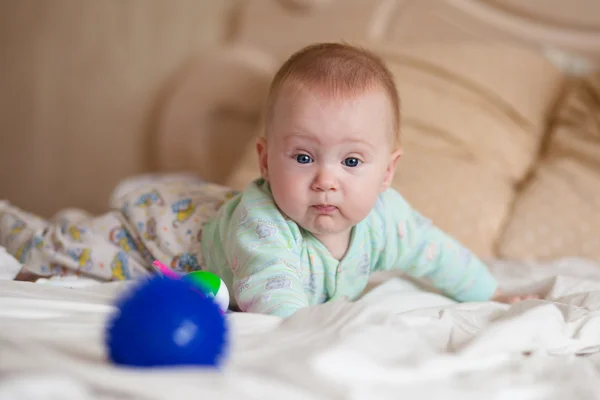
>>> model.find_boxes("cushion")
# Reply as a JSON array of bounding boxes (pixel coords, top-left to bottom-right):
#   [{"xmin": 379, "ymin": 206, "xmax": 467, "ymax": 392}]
[
  {"xmin": 378, "ymin": 43, "xmax": 565, "ymax": 257},
  {"xmin": 225, "ymin": 43, "xmax": 565, "ymax": 257},
  {"xmin": 498, "ymin": 71, "xmax": 600, "ymax": 262},
  {"xmin": 154, "ymin": 47, "xmax": 276, "ymax": 185}
]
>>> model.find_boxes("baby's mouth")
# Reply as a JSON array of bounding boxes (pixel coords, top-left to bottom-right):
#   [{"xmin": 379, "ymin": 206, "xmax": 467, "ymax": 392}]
[{"xmin": 312, "ymin": 205, "xmax": 337, "ymax": 214}]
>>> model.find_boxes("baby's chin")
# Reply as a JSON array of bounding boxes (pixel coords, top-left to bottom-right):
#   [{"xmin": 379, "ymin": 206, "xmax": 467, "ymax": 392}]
[{"xmin": 299, "ymin": 216, "xmax": 355, "ymax": 238}]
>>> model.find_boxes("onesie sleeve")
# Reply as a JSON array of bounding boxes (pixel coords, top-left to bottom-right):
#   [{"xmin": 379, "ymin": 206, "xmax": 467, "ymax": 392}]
[
  {"xmin": 378, "ymin": 189, "xmax": 498, "ymax": 302},
  {"xmin": 221, "ymin": 191, "xmax": 309, "ymax": 317}
]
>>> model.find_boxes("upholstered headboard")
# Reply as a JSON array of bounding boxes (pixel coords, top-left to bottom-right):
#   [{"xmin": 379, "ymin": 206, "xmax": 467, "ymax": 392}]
[
  {"xmin": 152, "ymin": 0, "xmax": 600, "ymax": 183},
  {"xmin": 148, "ymin": 0, "xmax": 600, "ymax": 260}
]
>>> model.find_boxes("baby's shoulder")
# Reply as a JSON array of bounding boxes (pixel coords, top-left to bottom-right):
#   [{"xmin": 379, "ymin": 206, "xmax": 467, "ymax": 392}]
[
  {"xmin": 367, "ymin": 188, "xmax": 411, "ymax": 222},
  {"xmin": 225, "ymin": 179, "xmax": 303, "ymax": 244}
]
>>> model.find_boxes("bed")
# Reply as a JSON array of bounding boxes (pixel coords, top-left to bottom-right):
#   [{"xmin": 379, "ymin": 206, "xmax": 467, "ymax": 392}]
[
  {"xmin": 3, "ymin": 257, "xmax": 600, "ymax": 399},
  {"xmin": 2, "ymin": 1, "xmax": 600, "ymax": 398}
]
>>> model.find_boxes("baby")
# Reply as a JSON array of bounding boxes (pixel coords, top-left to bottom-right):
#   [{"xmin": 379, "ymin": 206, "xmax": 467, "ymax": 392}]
[
  {"xmin": 200, "ymin": 42, "xmax": 536, "ymax": 316},
  {"xmin": 0, "ymin": 42, "xmax": 535, "ymax": 316}
]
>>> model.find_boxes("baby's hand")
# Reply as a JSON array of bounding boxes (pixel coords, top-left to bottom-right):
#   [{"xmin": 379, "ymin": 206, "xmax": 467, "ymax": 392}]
[{"xmin": 491, "ymin": 290, "xmax": 541, "ymax": 304}]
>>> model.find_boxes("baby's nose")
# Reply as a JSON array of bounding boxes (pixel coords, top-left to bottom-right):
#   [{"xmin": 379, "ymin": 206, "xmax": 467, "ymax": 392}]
[{"xmin": 312, "ymin": 168, "xmax": 338, "ymax": 191}]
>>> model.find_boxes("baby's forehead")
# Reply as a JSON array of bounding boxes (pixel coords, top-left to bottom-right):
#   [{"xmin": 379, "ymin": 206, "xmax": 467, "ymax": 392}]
[
  {"xmin": 271, "ymin": 83, "xmax": 393, "ymax": 126},
  {"xmin": 269, "ymin": 84, "xmax": 394, "ymax": 147}
]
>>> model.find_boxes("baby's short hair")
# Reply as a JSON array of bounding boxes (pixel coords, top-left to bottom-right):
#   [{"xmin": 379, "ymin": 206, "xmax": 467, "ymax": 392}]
[{"xmin": 264, "ymin": 42, "xmax": 400, "ymax": 148}]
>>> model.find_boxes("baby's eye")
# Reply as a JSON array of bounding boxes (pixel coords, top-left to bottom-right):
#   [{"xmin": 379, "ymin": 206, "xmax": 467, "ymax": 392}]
[
  {"xmin": 343, "ymin": 157, "xmax": 361, "ymax": 167},
  {"xmin": 295, "ymin": 154, "xmax": 313, "ymax": 164}
]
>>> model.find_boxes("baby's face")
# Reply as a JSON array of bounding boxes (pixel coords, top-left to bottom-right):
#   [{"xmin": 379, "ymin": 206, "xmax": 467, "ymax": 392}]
[{"xmin": 259, "ymin": 84, "xmax": 400, "ymax": 241}]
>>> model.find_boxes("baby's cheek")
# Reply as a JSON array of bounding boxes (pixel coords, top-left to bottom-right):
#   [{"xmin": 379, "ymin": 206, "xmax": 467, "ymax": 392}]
[
  {"xmin": 346, "ymin": 182, "xmax": 380, "ymax": 219},
  {"xmin": 272, "ymin": 177, "xmax": 304, "ymax": 213}
]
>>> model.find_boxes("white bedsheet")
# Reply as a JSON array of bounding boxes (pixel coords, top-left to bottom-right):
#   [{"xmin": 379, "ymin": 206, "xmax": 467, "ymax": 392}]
[{"xmin": 2, "ymin": 258, "xmax": 600, "ymax": 399}]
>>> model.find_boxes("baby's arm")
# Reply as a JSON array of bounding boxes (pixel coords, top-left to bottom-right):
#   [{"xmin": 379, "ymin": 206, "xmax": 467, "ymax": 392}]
[
  {"xmin": 231, "ymin": 246, "xmax": 308, "ymax": 317},
  {"xmin": 396, "ymin": 215, "xmax": 498, "ymax": 302},
  {"xmin": 382, "ymin": 190, "xmax": 536, "ymax": 303},
  {"xmin": 222, "ymin": 206, "xmax": 308, "ymax": 317}
]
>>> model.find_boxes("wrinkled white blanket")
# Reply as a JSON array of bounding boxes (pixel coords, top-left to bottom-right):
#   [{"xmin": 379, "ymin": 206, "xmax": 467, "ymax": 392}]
[{"xmin": 2, "ymin": 258, "xmax": 600, "ymax": 400}]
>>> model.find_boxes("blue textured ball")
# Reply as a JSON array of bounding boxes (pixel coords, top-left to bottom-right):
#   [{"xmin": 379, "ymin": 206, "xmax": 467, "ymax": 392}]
[{"xmin": 106, "ymin": 276, "xmax": 228, "ymax": 367}]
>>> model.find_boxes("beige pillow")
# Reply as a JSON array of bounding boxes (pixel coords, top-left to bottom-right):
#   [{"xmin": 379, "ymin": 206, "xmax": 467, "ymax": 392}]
[
  {"xmin": 154, "ymin": 47, "xmax": 276, "ymax": 186},
  {"xmin": 377, "ymin": 43, "xmax": 565, "ymax": 257},
  {"xmin": 225, "ymin": 43, "xmax": 565, "ymax": 257},
  {"xmin": 226, "ymin": 137, "xmax": 261, "ymax": 192},
  {"xmin": 498, "ymin": 71, "xmax": 600, "ymax": 262}
]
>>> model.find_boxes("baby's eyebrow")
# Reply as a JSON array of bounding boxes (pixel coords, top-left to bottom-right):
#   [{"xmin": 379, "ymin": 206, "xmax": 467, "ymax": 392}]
[
  {"xmin": 284, "ymin": 134, "xmax": 376, "ymax": 150},
  {"xmin": 284, "ymin": 133, "xmax": 319, "ymax": 142},
  {"xmin": 344, "ymin": 138, "xmax": 376, "ymax": 150}
]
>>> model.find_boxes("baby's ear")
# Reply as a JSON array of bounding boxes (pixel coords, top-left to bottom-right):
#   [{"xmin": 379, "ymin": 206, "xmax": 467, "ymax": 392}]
[
  {"xmin": 382, "ymin": 148, "xmax": 403, "ymax": 191},
  {"xmin": 256, "ymin": 136, "xmax": 269, "ymax": 180}
]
